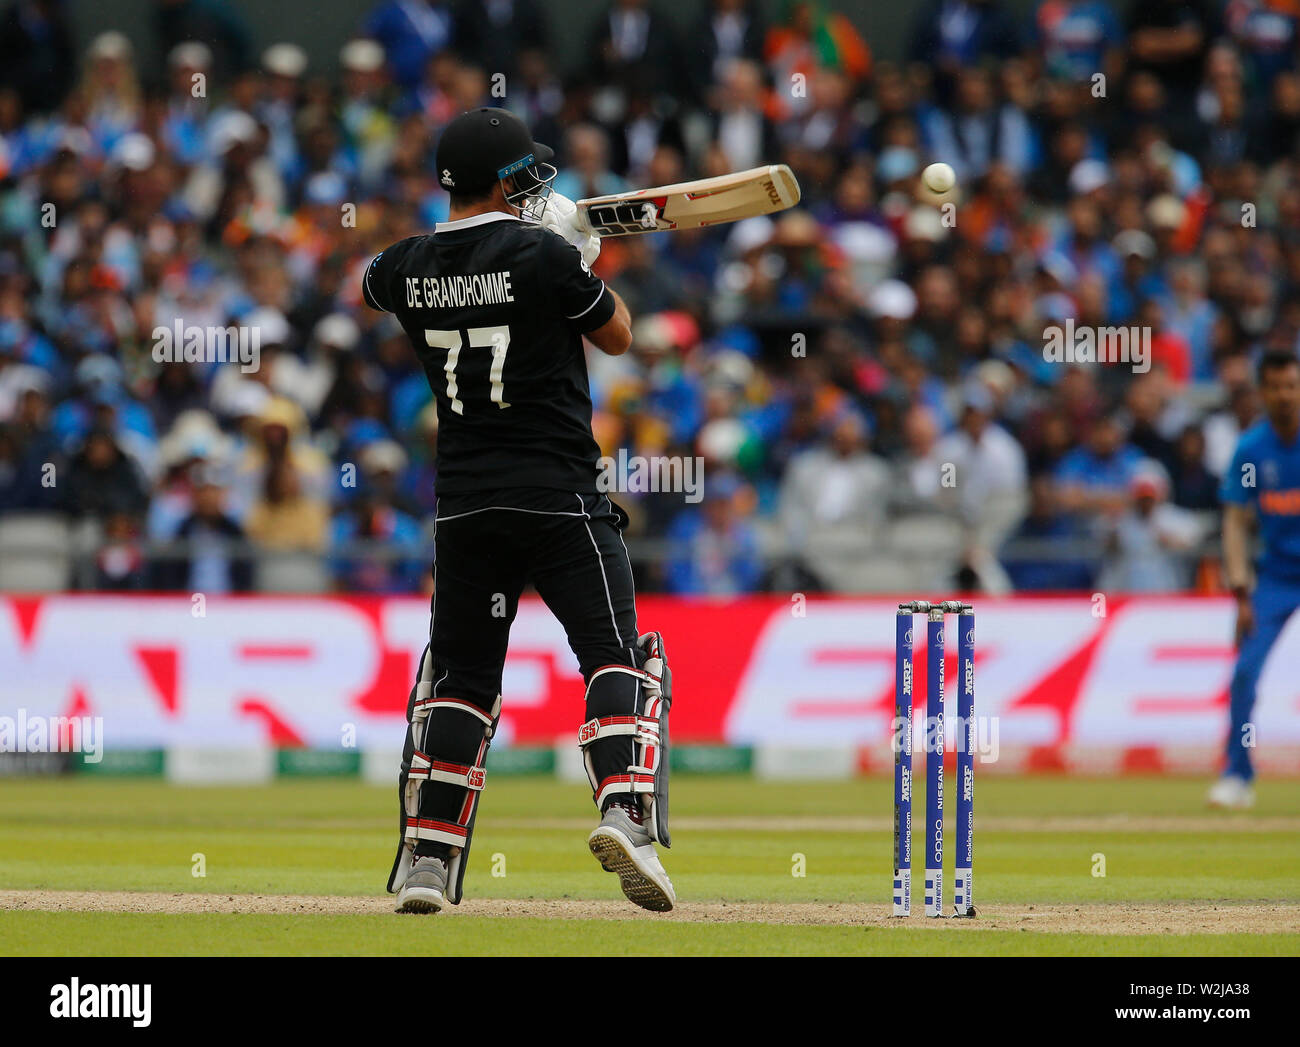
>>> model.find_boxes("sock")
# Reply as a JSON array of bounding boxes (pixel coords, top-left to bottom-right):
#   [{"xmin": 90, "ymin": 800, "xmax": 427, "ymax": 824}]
[{"xmin": 605, "ymin": 797, "xmax": 644, "ymax": 824}]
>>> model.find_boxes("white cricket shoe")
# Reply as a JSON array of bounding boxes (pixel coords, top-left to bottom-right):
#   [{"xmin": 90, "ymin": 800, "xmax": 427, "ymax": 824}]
[
  {"xmin": 588, "ymin": 806, "xmax": 676, "ymax": 912},
  {"xmin": 1207, "ymin": 776, "xmax": 1255, "ymax": 810},
  {"xmin": 395, "ymin": 855, "xmax": 448, "ymax": 913}
]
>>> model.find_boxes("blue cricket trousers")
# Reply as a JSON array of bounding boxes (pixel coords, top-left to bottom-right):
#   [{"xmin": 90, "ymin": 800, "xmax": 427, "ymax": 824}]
[{"xmin": 1227, "ymin": 574, "xmax": 1300, "ymax": 780}]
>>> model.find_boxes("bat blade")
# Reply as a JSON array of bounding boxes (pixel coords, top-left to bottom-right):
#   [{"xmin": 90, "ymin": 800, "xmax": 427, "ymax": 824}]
[{"xmin": 576, "ymin": 165, "xmax": 801, "ymax": 237}]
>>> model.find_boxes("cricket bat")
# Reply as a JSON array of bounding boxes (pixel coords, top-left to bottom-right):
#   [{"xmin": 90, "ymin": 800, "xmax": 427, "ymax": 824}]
[{"xmin": 576, "ymin": 164, "xmax": 801, "ymax": 237}]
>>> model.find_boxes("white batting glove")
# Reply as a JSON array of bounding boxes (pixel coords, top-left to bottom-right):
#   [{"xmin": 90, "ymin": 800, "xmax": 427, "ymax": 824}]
[{"xmin": 542, "ymin": 190, "xmax": 601, "ymax": 267}]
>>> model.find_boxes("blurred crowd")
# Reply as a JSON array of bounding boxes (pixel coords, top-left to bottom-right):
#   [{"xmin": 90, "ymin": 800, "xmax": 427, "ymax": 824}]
[{"xmin": 0, "ymin": 0, "xmax": 1290, "ymax": 595}]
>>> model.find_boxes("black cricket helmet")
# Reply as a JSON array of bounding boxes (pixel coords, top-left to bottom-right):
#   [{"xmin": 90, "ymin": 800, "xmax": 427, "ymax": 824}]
[{"xmin": 435, "ymin": 107, "xmax": 556, "ymax": 221}]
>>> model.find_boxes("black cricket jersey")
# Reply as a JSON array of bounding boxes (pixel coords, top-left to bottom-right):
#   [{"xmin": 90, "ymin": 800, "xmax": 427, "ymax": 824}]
[{"xmin": 362, "ymin": 212, "xmax": 615, "ymax": 493}]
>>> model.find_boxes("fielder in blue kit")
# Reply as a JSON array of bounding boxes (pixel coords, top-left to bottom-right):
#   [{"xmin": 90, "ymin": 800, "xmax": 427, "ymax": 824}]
[{"xmin": 1213, "ymin": 351, "xmax": 1300, "ymax": 808}]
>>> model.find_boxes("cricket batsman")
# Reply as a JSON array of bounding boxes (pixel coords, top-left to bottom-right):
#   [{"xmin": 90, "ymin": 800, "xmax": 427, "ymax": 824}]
[
  {"xmin": 363, "ymin": 107, "xmax": 676, "ymax": 912},
  {"xmin": 1213, "ymin": 350, "xmax": 1300, "ymax": 809}
]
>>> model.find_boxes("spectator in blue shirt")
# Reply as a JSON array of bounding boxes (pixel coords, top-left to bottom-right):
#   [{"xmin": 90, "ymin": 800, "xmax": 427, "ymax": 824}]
[
  {"xmin": 363, "ymin": 0, "xmax": 455, "ymax": 94},
  {"xmin": 1054, "ymin": 412, "xmax": 1145, "ymax": 522},
  {"xmin": 1032, "ymin": 0, "xmax": 1124, "ymax": 82},
  {"xmin": 664, "ymin": 473, "xmax": 763, "ymax": 595}
]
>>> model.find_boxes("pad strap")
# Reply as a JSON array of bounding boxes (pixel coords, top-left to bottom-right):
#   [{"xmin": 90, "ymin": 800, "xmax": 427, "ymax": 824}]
[
  {"xmin": 578, "ymin": 714, "xmax": 661, "ymax": 746},
  {"xmin": 594, "ymin": 772, "xmax": 657, "ymax": 808},
  {"xmin": 403, "ymin": 817, "xmax": 470, "ymax": 847},
  {"xmin": 580, "ymin": 665, "xmax": 666, "ymax": 803},
  {"xmin": 413, "ymin": 695, "xmax": 496, "ymax": 728},
  {"xmin": 589, "ymin": 664, "xmax": 661, "ymax": 690},
  {"xmin": 408, "ymin": 750, "xmax": 487, "ymax": 790}
]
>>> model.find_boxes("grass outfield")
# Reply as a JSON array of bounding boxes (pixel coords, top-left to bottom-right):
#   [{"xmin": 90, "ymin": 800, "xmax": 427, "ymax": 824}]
[{"xmin": 1, "ymin": 775, "xmax": 1298, "ymax": 956}]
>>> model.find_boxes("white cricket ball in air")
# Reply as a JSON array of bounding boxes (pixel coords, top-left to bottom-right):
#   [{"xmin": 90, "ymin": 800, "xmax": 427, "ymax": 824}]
[{"xmin": 921, "ymin": 162, "xmax": 956, "ymax": 194}]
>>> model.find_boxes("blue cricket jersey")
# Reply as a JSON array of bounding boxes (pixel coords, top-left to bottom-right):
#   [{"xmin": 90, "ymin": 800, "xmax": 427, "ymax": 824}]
[{"xmin": 1221, "ymin": 418, "xmax": 1300, "ymax": 580}]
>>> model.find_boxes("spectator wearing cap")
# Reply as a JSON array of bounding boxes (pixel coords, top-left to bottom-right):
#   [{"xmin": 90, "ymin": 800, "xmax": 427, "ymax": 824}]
[
  {"xmin": 778, "ymin": 408, "xmax": 892, "ymax": 591},
  {"xmin": 338, "ymin": 38, "xmax": 396, "ymax": 191},
  {"xmin": 331, "ymin": 438, "xmax": 424, "ymax": 592},
  {"xmin": 1, "ymin": 368, "xmax": 57, "ymax": 452},
  {"xmin": 869, "ymin": 279, "xmax": 918, "ymax": 335},
  {"xmin": 664, "ymin": 472, "xmax": 763, "ymax": 594},
  {"xmin": 73, "ymin": 32, "xmax": 141, "ymax": 157},
  {"xmin": 163, "ymin": 42, "xmax": 214, "ymax": 167},
  {"xmin": 208, "ymin": 305, "xmax": 291, "ymax": 415},
  {"xmin": 258, "ymin": 43, "xmax": 308, "ymax": 181},
  {"xmin": 148, "ymin": 408, "xmax": 231, "ymax": 539},
  {"xmin": 1067, "ymin": 158, "xmax": 1110, "ymax": 202},
  {"xmin": 229, "ymin": 395, "xmax": 330, "ymax": 519},
  {"xmin": 0, "ymin": 371, "xmax": 61, "ymax": 510},
  {"xmin": 244, "ymin": 458, "xmax": 328, "ymax": 553},
  {"xmin": 1111, "ymin": 228, "xmax": 1165, "ymax": 320}
]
